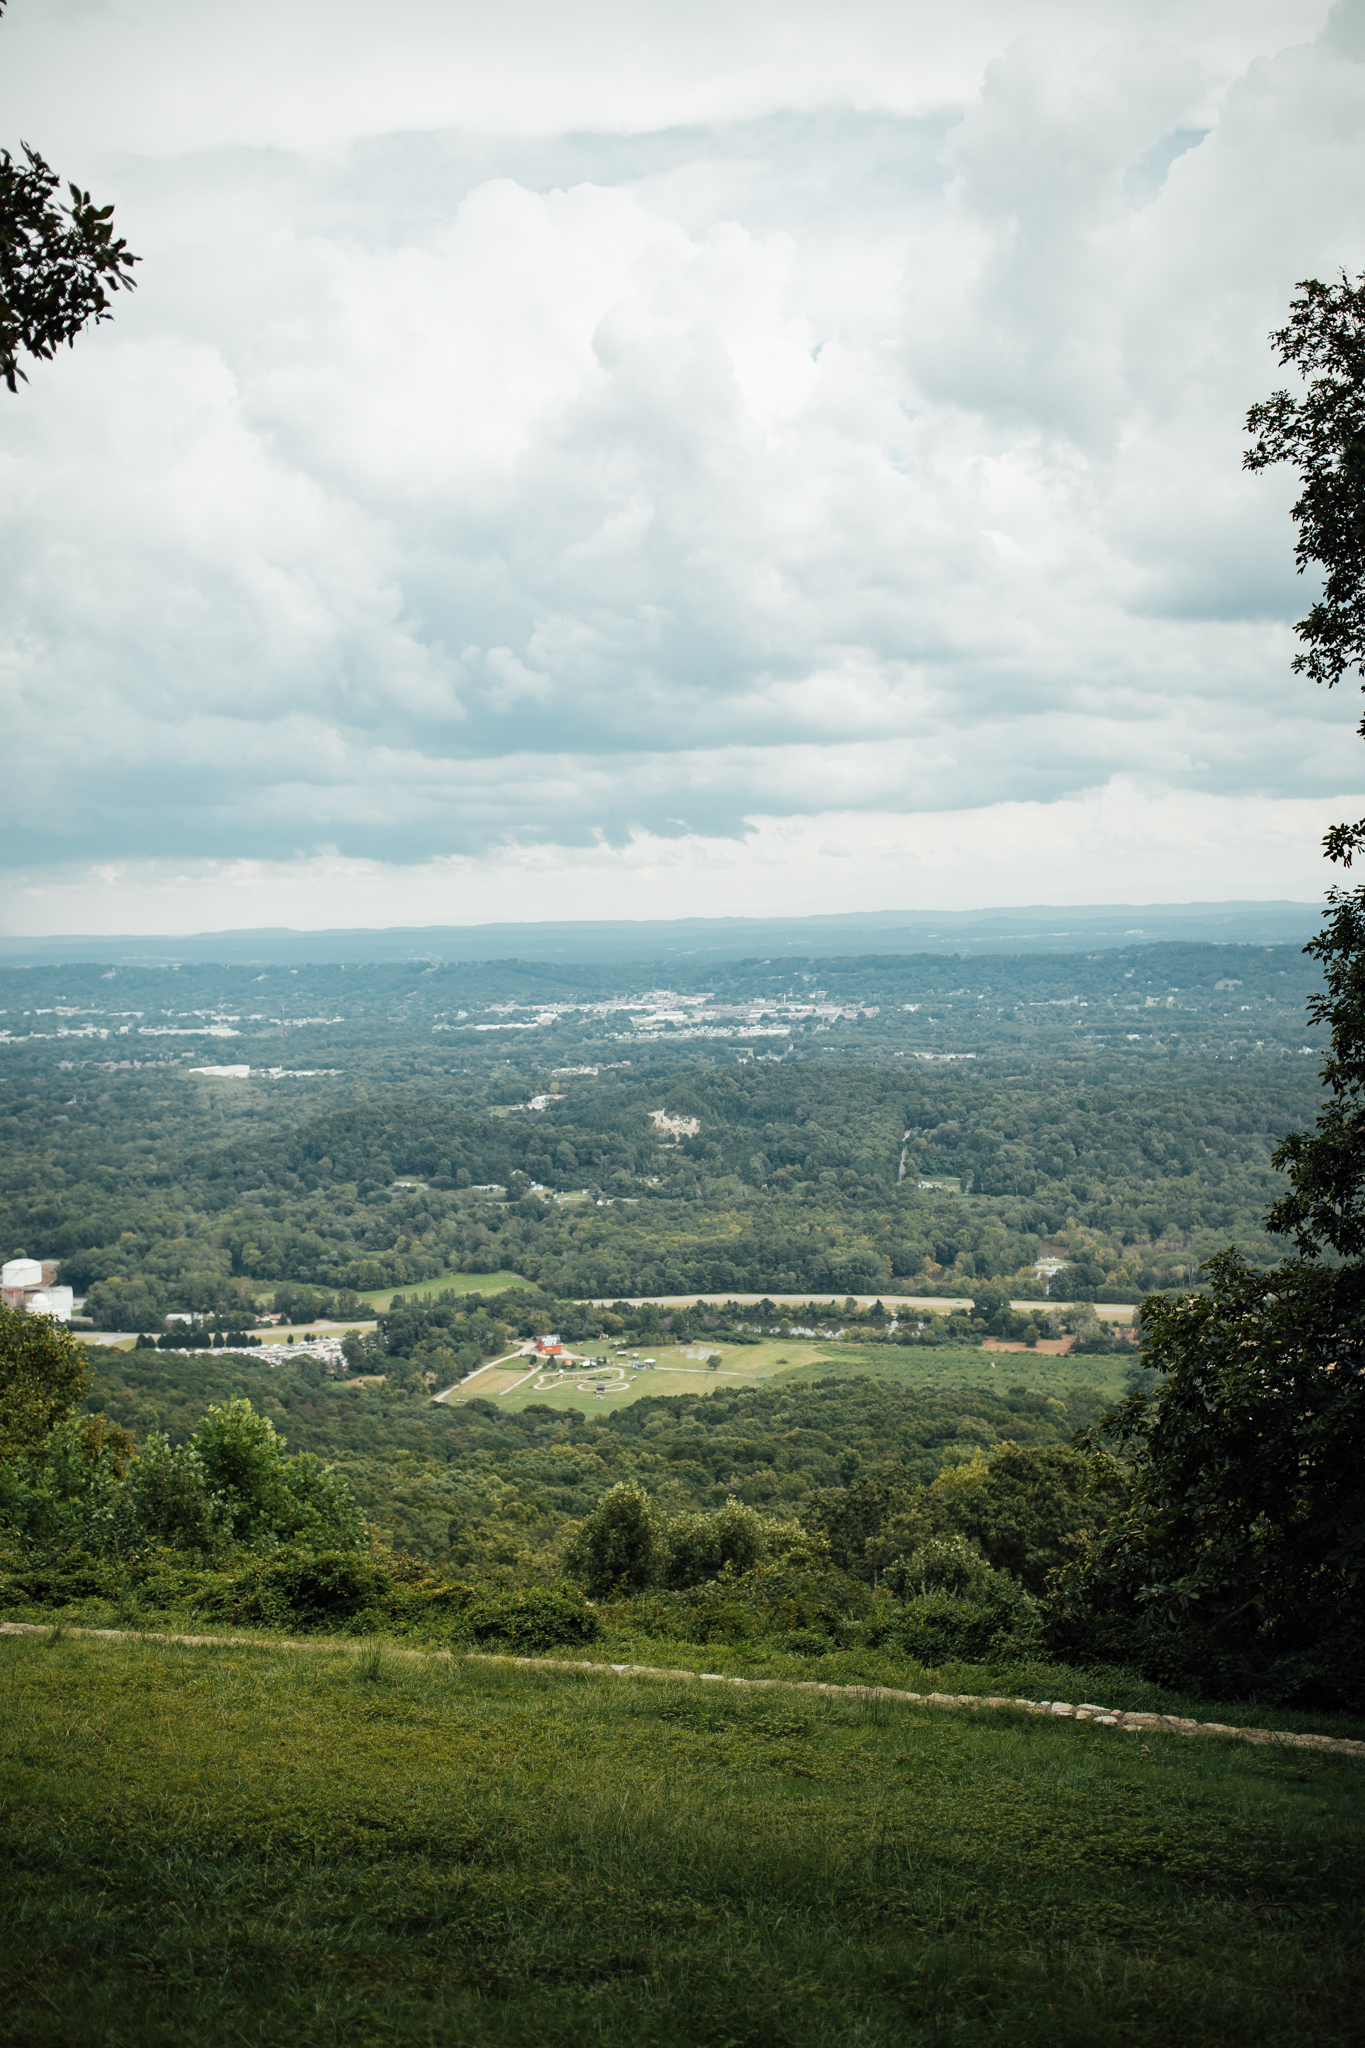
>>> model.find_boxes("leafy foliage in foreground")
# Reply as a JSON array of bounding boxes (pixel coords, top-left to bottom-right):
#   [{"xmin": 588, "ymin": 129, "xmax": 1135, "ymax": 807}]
[
  {"xmin": 0, "ymin": 142, "xmax": 139, "ymax": 393},
  {"xmin": 0, "ymin": 1302, "xmax": 91, "ymax": 1459},
  {"xmin": 1, "ymin": 1333, "xmax": 364, "ymax": 1562},
  {"xmin": 1050, "ymin": 1252, "xmax": 1365, "ymax": 1709}
]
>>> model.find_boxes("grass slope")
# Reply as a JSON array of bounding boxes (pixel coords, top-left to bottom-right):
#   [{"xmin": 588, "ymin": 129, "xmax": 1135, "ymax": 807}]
[
  {"xmin": 2, "ymin": 1629, "xmax": 1362, "ymax": 2046},
  {"xmin": 357, "ymin": 1271, "xmax": 527, "ymax": 1307}
]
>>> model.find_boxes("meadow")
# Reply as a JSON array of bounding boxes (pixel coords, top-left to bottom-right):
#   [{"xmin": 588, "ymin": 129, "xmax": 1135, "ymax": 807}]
[
  {"xmin": 2, "ymin": 1625, "xmax": 1361, "ymax": 2047},
  {"xmin": 356, "ymin": 1271, "xmax": 526, "ymax": 1309},
  {"xmin": 482, "ymin": 1339, "xmax": 1134, "ymax": 1420}
]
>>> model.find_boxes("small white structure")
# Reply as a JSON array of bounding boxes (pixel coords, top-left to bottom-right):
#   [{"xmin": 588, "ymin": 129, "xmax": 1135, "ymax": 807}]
[{"xmin": 2, "ymin": 1257, "xmax": 74, "ymax": 1322}]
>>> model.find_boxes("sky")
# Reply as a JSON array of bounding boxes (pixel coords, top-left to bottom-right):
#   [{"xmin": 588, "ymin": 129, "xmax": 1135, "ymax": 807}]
[{"xmin": 2, "ymin": 0, "xmax": 1364, "ymax": 935}]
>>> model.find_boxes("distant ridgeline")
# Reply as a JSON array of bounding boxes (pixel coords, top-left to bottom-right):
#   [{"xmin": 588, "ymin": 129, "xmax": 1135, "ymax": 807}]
[{"xmin": 0, "ymin": 899, "xmax": 1322, "ymax": 966}]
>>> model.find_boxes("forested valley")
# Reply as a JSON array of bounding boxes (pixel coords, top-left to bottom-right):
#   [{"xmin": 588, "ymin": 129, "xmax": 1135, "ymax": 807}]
[
  {"xmin": 3, "ymin": 927, "xmax": 1355, "ymax": 1718},
  {"xmin": 0, "ymin": 939, "xmax": 1325, "ymax": 1325}
]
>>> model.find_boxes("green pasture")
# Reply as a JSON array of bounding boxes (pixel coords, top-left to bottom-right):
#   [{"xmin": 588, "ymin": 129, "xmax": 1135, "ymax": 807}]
[
  {"xmin": 497, "ymin": 1337, "xmax": 831, "ymax": 1415},
  {"xmin": 494, "ymin": 1336, "xmax": 1133, "ymax": 1416},
  {"xmin": 780, "ymin": 1340, "xmax": 1134, "ymax": 1407},
  {"xmin": 356, "ymin": 1270, "xmax": 527, "ymax": 1308},
  {"xmin": 2, "ymin": 1627, "xmax": 1361, "ymax": 2047}
]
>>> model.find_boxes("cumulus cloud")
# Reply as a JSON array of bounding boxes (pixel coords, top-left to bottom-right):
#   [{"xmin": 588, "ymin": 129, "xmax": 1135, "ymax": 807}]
[{"xmin": 0, "ymin": 0, "xmax": 1362, "ymax": 925}]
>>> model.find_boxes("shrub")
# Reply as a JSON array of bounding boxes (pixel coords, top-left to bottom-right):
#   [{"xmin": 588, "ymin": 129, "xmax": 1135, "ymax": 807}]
[
  {"xmin": 879, "ymin": 1533, "xmax": 1011, "ymax": 1602},
  {"xmin": 564, "ymin": 1481, "xmax": 665, "ymax": 1594},
  {"xmin": 461, "ymin": 1585, "xmax": 600, "ymax": 1651},
  {"xmin": 661, "ymin": 1497, "xmax": 768, "ymax": 1588},
  {"xmin": 864, "ymin": 1586, "xmax": 1043, "ymax": 1664},
  {"xmin": 616, "ymin": 1562, "xmax": 873, "ymax": 1647},
  {"xmin": 0, "ymin": 1305, "xmax": 91, "ymax": 1461},
  {"xmin": 125, "ymin": 1433, "xmax": 223, "ymax": 1551}
]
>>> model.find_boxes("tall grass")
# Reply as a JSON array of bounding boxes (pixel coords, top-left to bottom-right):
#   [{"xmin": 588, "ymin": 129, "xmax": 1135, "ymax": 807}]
[{"xmin": 1, "ymin": 1630, "xmax": 1362, "ymax": 2045}]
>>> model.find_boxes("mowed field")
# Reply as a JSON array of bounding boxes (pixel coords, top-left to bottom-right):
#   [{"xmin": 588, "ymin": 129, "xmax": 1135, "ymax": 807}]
[
  {"xmin": 494, "ymin": 1338, "xmax": 834, "ymax": 1416},
  {"xmin": 356, "ymin": 1270, "xmax": 527, "ymax": 1308},
  {"xmin": 436, "ymin": 1337, "xmax": 1135, "ymax": 1416},
  {"xmin": 2, "ymin": 1628, "xmax": 1362, "ymax": 2048}
]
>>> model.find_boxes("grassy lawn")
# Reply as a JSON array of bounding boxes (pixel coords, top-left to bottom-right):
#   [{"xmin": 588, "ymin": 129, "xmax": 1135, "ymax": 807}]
[
  {"xmin": 355, "ymin": 1271, "xmax": 527, "ymax": 1309},
  {"xmin": 495, "ymin": 1338, "xmax": 834, "ymax": 1416},
  {"xmin": 2, "ymin": 1628, "xmax": 1361, "ymax": 2047}
]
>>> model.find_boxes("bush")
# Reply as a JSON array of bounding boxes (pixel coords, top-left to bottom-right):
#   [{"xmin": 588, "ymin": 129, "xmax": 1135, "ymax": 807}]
[
  {"xmin": 864, "ymin": 1586, "xmax": 1043, "ymax": 1664},
  {"xmin": 461, "ymin": 1585, "xmax": 600, "ymax": 1651},
  {"xmin": 616, "ymin": 1562, "xmax": 873, "ymax": 1647},
  {"xmin": 879, "ymin": 1533, "xmax": 1012, "ymax": 1602},
  {"xmin": 0, "ymin": 1305, "xmax": 92, "ymax": 1461},
  {"xmin": 564, "ymin": 1481, "xmax": 665, "ymax": 1595},
  {"xmin": 126, "ymin": 1433, "xmax": 223, "ymax": 1551},
  {"xmin": 0, "ymin": 1545, "xmax": 116, "ymax": 1608},
  {"xmin": 661, "ymin": 1497, "xmax": 768, "ymax": 1588}
]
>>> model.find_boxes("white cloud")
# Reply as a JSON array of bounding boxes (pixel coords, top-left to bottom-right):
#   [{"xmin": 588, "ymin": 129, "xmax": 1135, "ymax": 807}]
[
  {"xmin": 0, "ymin": 0, "xmax": 1362, "ymax": 929},
  {"xmin": 1, "ymin": 780, "xmax": 1350, "ymax": 935}
]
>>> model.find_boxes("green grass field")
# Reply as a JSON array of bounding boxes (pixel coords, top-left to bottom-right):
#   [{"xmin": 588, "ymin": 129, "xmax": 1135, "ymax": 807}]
[
  {"xmin": 356, "ymin": 1271, "xmax": 527, "ymax": 1309},
  {"xmin": 492, "ymin": 1337, "xmax": 831, "ymax": 1416},
  {"xmin": 781, "ymin": 1341, "xmax": 1134, "ymax": 1406},
  {"xmin": 2, "ymin": 1627, "xmax": 1361, "ymax": 2047},
  {"xmin": 476, "ymin": 1338, "xmax": 1133, "ymax": 1417}
]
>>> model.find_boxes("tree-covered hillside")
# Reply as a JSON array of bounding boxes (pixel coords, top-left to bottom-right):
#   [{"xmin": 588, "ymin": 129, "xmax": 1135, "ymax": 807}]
[{"xmin": 78, "ymin": 1345, "xmax": 1114, "ymax": 1566}]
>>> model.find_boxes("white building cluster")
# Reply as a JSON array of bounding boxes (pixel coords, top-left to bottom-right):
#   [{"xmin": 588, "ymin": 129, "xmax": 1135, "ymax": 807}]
[{"xmin": 1, "ymin": 1257, "xmax": 74, "ymax": 1322}]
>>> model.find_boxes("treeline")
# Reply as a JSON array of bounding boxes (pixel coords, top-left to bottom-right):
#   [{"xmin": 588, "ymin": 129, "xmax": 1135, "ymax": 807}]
[
  {"xmin": 73, "ymin": 1335, "xmax": 1115, "ymax": 1565},
  {"xmin": 6, "ymin": 1226, "xmax": 1361, "ymax": 1710},
  {"xmin": 370, "ymin": 1285, "xmax": 1129, "ymax": 1379}
]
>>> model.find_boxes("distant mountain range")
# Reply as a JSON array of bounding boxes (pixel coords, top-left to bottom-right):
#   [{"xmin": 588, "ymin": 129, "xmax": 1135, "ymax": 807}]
[{"xmin": 0, "ymin": 901, "xmax": 1325, "ymax": 967}]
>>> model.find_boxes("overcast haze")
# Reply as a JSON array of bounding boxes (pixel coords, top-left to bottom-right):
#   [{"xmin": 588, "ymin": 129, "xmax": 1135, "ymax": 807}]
[{"xmin": 2, "ymin": 0, "xmax": 1363, "ymax": 935}]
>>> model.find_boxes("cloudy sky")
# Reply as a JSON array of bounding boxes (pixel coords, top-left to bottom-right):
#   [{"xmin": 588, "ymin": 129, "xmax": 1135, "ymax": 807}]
[{"xmin": 2, "ymin": 0, "xmax": 1363, "ymax": 935}]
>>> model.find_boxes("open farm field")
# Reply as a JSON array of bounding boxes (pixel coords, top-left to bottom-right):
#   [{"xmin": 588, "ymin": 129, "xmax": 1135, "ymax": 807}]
[
  {"xmin": 2, "ymin": 1627, "xmax": 1362, "ymax": 2048},
  {"xmin": 495, "ymin": 1336, "xmax": 835, "ymax": 1415},
  {"xmin": 778, "ymin": 1341, "xmax": 1134, "ymax": 1407},
  {"xmin": 481, "ymin": 1334, "xmax": 1131, "ymax": 1420},
  {"xmin": 357, "ymin": 1270, "xmax": 526, "ymax": 1307},
  {"xmin": 438, "ymin": 1358, "xmax": 538, "ymax": 1402}
]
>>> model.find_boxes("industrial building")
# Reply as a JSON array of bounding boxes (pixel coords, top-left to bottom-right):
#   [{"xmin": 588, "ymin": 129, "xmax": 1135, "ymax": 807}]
[{"xmin": 1, "ymin": 1257, "xmax": 74, "ymax": 1322}]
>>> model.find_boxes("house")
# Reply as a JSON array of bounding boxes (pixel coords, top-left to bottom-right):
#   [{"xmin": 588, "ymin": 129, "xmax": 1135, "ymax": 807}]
[
  {"xmin": 536, "ymin": 1333, "xmax": 563, "ymax": 1355},
  {"xmin": 1, "ymin": 1256, "xmax": 74, "ymax": 1323}
]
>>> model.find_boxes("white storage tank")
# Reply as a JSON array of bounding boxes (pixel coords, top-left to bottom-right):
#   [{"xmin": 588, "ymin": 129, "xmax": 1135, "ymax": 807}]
[{"xmin": 26, "ymin": 1287, "xmax": 74, "ymax": 1322}]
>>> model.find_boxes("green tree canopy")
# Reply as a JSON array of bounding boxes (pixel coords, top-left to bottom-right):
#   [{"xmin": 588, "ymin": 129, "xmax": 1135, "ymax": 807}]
[
  {"xmin": 1050, "ymin": 1252, "xmax": 1365, "ymax": 1706},
  {"xmin": 1245, "ymin": 269, "xmax": 1365, "ymax": 705},
  {"xmin": 1051, "ymin": 292, "xmax": 1365, "ymax": 1705},
  {"xmin": 0, "ymin": 1304, "xmax": 91, "ymax": 1460},
  {"xmin": 0, "ymin": 1, "xmax": 139, "ymax": 392}
]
